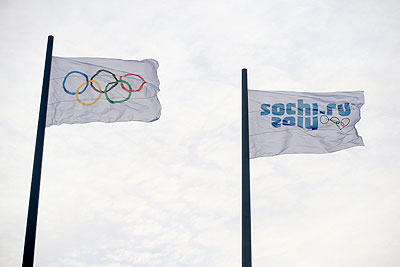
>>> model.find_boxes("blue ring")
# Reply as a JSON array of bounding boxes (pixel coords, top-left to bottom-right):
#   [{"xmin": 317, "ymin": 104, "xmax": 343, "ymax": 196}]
[
  {"xmin": 320, "ymin": 115, "xmax": 329, "ymax": 124},
  {"xmin": 63, "ymin": 71, "xmax": 89, "ymax": 95}
]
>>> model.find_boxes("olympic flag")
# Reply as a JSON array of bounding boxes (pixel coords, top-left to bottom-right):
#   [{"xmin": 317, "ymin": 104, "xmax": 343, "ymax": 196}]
[
  {"xmin": 23, "ymin": 37, "xmax": 163, "ymax": 267},
  {"xmin": 248, "ymin": 90, "xmax": 365, "ymax": 158},
  {"xmin": 46, "ymin": 56, "xmax": 161, "ymax": 127}
]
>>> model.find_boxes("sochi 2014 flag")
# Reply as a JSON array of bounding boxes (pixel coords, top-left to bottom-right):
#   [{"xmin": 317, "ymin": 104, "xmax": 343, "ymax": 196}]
[
  {"xmin": 249, "ymin": 90, "xmax": 364, "ymax": 158},
  {"xmin": 46, "ymin": 56, "xmax": 161, "ymax": 127}
]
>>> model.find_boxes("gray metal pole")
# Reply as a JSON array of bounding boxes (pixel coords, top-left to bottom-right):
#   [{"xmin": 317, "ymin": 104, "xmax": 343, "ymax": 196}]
[
  {"xmin": 22, "ymin": 35, "xmax": 54, "ymax": 267},
  {"xmin": 242, "ymin": 68, "xmax": 252, "ymax": 267}
]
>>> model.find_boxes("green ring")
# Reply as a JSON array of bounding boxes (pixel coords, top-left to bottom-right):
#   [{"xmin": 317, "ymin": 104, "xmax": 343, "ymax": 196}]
[{"xmin": 104, "ymin": 80, "xmax": 132, "ymax": 104}]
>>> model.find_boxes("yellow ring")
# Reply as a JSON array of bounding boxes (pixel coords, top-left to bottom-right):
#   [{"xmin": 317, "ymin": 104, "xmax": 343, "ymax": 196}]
[
  {"xmin": 326, "ymin": 120, "xmax": 335, "ymax": 126},
  {"xmin": 75, "ymin": 80, "xmax": 103, "ymax": 106}
]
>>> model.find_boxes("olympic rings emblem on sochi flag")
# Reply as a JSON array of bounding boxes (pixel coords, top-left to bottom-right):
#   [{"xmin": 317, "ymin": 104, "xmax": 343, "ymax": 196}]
[
  {"xmin": 320, "ymin": 115, "xmax": 350, "ymax": 130},
  {"xmin": 62, "ymin": 69, "xmax": 146, "ymax": 106}
]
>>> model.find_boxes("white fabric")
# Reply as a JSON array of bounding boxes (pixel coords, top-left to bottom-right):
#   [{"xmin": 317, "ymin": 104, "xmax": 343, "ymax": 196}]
[
  {"xmin": 47, "ymin": 56, "xmax": 161, "ymax": 127},
  {"xmin": 249, "ymin": 90, "xmax": 364, "ymax": 158}
]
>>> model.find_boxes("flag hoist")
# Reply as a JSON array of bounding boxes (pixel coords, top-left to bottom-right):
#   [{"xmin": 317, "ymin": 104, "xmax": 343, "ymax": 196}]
[
  {"xmin": 22, "ymin": 36, "xmax": 161, "ymax": 267},
  {"xmin": 241, "ymin": 68, "xmax": 364, "ymax": 267}
]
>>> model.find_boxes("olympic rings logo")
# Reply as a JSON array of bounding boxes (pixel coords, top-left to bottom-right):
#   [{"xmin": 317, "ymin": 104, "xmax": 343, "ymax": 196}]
[
  {"xmin": 320, "ymin": 115, "xmax": 350, "ymax": 130},
  {"xmin": 62, "ymin": 69, "xmax": 146, "ymax": 106}
]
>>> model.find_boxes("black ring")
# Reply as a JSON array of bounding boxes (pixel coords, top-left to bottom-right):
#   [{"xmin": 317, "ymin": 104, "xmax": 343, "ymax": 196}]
[{"xmin": 90, "ymin": 69, "xmax": 118, "ymax": 93}]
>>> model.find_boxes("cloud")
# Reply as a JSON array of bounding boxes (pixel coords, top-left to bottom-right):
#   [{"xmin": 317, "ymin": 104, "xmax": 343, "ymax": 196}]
[{"xmin": 1, "ymin": 0, "xmax": 400, "ymax": 266}]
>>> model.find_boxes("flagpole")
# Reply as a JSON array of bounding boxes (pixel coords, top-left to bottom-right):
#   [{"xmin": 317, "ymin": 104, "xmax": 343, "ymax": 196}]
[
  {"xmin": 22, "ymin": 35, "xmax": 54, "ymax": 267},
  {"xmin": 242, "ymin": 68, "xmax": 252, "ymax": 267}
]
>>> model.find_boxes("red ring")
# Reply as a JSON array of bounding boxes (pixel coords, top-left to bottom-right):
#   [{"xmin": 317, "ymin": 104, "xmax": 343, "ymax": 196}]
[
  {"xmin": 119, "ymin": 73, "xmax": 146, "ymax": 92},
  {"xmin": 340, "ymin": 118, "xmax": 350, "ymax": 127}
]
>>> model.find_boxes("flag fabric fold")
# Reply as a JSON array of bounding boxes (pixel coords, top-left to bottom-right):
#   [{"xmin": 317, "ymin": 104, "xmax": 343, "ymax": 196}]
[
  {"xmin": 46, "ymin": 56, "xmax": 161, "ymax": 127},
  {"xmin": 249, "ymin": 90, "xmax": 364, "ymax": 158}
]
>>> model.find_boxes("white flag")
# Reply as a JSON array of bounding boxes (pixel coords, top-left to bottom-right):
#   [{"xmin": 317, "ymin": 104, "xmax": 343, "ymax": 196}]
[
  {"xmin": 46, "ymin": 56, "xmax": 161, "ymax": 127},
  {"xmin": 249, "ymin": 90, "xmax": 364, "ymax": 158}
]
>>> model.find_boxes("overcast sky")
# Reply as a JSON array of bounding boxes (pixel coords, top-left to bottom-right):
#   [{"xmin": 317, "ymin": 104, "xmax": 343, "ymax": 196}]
[{"xmin": 1, "ymin": 0, "xmax": 399, "ymax": 266}]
